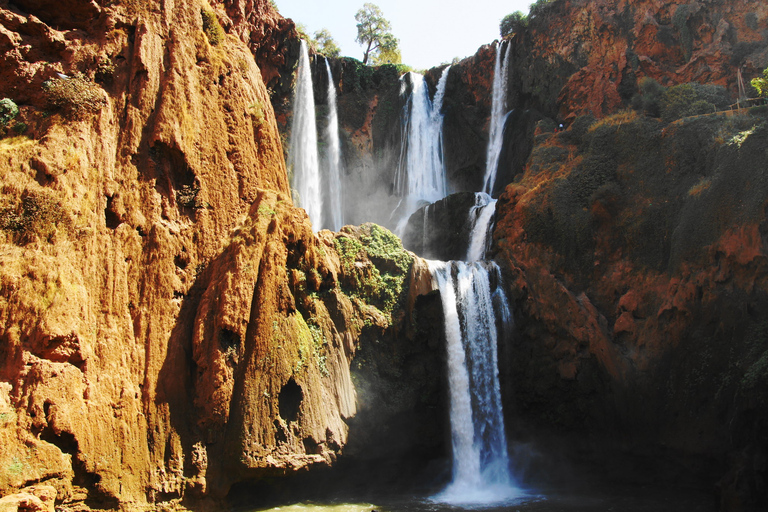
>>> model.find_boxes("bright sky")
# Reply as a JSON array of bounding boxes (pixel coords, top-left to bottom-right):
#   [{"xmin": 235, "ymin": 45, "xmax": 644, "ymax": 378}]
[{"xmin": 273, "ymin": 0, "xmax": 533, "ymax": 70}]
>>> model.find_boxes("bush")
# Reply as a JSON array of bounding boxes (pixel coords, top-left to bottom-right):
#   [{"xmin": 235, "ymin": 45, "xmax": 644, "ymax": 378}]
[
  {"xmin": 0, "ymin": 189, "xmax": 70, "ymax": 244},
  {"xmin": 0, "ymin": 98, "xmax": 18, "ymax": 127},
  {"xmin": 201, "ymin": 9, "xmax": 224, "ymax": 46},
  {"xmin": 661, "ymin": 83, "xmax": 729, "ymax": 122},
  {"xmin": 631, "ymin": 77, "xmax": 665, "ymax": 117},
  {"xmin": 500, "ymin": 11, "xmax": 528, "ymax": 37},
  {"xmin": 42, "ymin": 75, "xmax": 106, "ymax": 116},
  {"xmin": 529, "ymin": 0, "xmax": 556, "ymax": 18}
]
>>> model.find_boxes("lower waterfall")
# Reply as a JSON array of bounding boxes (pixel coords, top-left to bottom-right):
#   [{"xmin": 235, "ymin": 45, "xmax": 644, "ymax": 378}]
[{"xmin": 428, "ymin": 260, "xmax": 523, "ymax": 505}]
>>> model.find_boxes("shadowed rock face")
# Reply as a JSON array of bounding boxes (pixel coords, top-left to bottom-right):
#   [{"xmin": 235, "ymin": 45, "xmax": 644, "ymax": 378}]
[
  {"xmin": 400, "ymin": 192, "xmax": 479, "ymax": 261},
  {"xmin": 492, "ymin": 112, "xmax": 768, "ymax": 510}
]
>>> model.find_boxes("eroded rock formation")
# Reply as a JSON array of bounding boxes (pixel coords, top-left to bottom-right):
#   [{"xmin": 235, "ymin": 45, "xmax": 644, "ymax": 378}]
[{"xmin": 0, "ymin": 0, "xmax": 443, "ymax": 508}]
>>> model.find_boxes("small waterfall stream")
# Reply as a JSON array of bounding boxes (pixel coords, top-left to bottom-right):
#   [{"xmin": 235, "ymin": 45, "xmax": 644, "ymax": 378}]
[
  {"xmin": 429, "ymin": 260, "xmax": 521, "ymax": 505},
  {"xmin": 393, "ymin": 67, "xmax": 451, "ymax": 234},
  {"xmin": 289, "ymin": 40, "xmax": 323, "ymax": 230},
  {"xmin": 466, "ymin": 193, "xmax": 497, "ymax": 262},
  {"xmin": 324, "ymin": 59, "xmax": 344, "ymax": 231},
  {"xmin": 483, "ymin": 41, "xmax": 512, "ymax": 196}
]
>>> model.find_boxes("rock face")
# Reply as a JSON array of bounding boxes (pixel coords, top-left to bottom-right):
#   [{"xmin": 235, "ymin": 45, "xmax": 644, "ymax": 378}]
[
  {"xmin": 0, "ymin": 0, "xmax": 444, "ymax": 508},
  {"xmin": 492, "ymin": 111, "xmax": 768, "ymax": 510},
  {"xmin": 400, "ymin": 192, "xmax": 480, "ymax": 261},
  {"xmin": 275, "ymin": 55, "xmax": 406, "ymax": 230},
  {"xmin": 510, "ymin": 0, "xmax": 768, "ymax": 121},
  {"xmin": 431, "ymin": 0, "xmax": 768, "ymax": 196}
]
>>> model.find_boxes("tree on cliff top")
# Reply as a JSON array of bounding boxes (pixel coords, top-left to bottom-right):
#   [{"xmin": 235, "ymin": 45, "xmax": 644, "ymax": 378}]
[
  {"xmin": 314, "ymin": 29, "xmax": 341, "ymax": 58},
  {"xmin": 752, "ymin": 67, "xmax": 768, "ymax": 97},
  {"xmin": 355, "ymin": 3, "xmax": 399, "ymax": 65},
  {"xmin": 500, "ymin": 11, "xmax": 528, "ymax": 37}
]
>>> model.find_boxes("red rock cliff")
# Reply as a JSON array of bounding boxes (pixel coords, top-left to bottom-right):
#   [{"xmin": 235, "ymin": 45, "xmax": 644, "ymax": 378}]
[{"xmin": 0, "ymin": 0, "xmax": 440, "ymax": 508}]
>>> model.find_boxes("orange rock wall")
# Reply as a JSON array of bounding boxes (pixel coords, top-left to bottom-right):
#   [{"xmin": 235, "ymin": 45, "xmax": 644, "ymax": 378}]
[{"xmin": 0, "ymin": 0, "xmax": 438, "ymax": 508}]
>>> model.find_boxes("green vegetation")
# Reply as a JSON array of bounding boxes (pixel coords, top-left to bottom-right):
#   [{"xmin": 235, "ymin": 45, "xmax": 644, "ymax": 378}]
[
  {"xmin": 7, "ymin": 458, "xmax": 25, "ymax": 475},
  {"xmin": 500, "ymin": 11, "xmax": 528, "ymax": 37},
  {"xmin": 529, "ymin": 0, "xmax": 556, "ymax": 18},
  {"xmin": 313, "ymin": 29, "xmax": 341, "ymax": 58},
  {"xmin": 42, "ymin": 75, "xmax": 106, "ymax": 116},
  {"xmin": 751, "ymin": 66, "xmax": 768, "ymax": 97},
  {"xmin": 355, "ymin": 3, "xmax": 399, "ymax": 65},
  {"xmin": 334, "ymin": 224, "xmax": 412, "ymax": 318},
  {"xmin": 335, "ymin": 235, "xmax": 363, "ymax": 265},
  {"xmin": 0, "ymin": 98, "xmax": 19, "ymax": 127},
  {"xmin": 201, "ymin": 8, "xmax": 224, "ymax": 46},
  {"xmin": 0, "ymin": 189, "xmax": 70, "ymax": 244},
  {"xmin": 360, "ymin": 223, "xmax": 412, "ymax": 276},
  {"xmin": 631, "ymin": 79, "xmax": 729, "ymax": 123}
]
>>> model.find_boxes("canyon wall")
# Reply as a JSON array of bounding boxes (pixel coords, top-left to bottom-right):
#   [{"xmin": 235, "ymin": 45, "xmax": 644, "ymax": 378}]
[
  {"xmin": 2, "ymin": 0, "xmax": 768, "ymax": 510},
  {"xmin": 0, "ymin": 0, "xmax": 443, "ymax": 508}
]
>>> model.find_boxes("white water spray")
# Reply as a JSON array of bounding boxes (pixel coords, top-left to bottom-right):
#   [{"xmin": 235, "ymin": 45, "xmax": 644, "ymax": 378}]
[
  {"xmin": 393, "ymin": 67, "xmax": 451, "ymax": 234},
  {"xmin": 483, "ymin": 41, "xmax": 512, "ymax": 196},
  {"xmin": 466, "ymin": 193, "xmax": 497, "ymax": 262},
  {"xmin": 289, "ymin": 40, "xmax": 323, "ymax": 230},
  {"xmin": 324, "ymin": 59, "xmax": 343, "ymax": 231},
  {"xmin": 429, "ymin": 260, "xmax": 522, "ymax": 505}
]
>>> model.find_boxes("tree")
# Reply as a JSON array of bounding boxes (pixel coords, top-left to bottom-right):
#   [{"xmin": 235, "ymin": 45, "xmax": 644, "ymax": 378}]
[
  {"xmin": 752, "ymin": 67, "xmax": 768, "ymax": 97},
  {"xmin": 500, "ymin": 11, "xmax": 528, "ymax": 37},
  {"xmin": 355, "ymin": 3, "xmax": 399, "ymax": 65},
  {"xmin": 372, "ymin": 42, "xmax": 401, "ymax": 65},
  {"xmin": 313, "ymin": 29, "xmax": 341, "ymax": 58}
]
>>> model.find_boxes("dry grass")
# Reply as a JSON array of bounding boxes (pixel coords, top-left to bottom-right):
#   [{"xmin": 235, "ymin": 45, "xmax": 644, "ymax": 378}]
[{"xmin": 588, "ymin": 110, "xmax": 639, "ymax": 133}]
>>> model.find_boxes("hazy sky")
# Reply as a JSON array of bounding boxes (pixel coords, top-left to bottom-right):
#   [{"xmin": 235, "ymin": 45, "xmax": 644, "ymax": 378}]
[{"xmin": 273, "ymin": 0, "xmax": 534, "ymax": 70}]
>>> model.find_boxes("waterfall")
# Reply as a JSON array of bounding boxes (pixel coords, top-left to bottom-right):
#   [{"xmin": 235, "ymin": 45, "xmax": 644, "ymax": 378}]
[
  {"xmin": 324, "ymin": 59, "xmax": 343, "ymax": 231},
  {"xmin": 288, "ymin": 40, "xmax": 323, "ymax": 230},
  {"xmin": 429, "ymin": 260, "xmax": 521, "ymax": 505},
  {"xmin": 483, "ymin": 41, "xmax": 512, "ymax": 196},
  {"xmin": 466, "ymin": 193, "xmax": 497, "ymax": 262},
  {"xmin": 392, "ymin": 66, "xmax": 451, "ymax": 234}
]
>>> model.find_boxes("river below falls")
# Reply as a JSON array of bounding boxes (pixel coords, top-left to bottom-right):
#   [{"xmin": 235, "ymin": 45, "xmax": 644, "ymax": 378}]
[{"xmin": 251, "ymin": 484, "xmax": 716, "ymax": 512}]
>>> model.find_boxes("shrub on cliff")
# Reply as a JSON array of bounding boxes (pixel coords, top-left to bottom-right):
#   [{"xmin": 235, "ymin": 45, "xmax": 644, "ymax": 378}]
[
  {"xmin": 334, "ymin": 223, "xmax": 412, "ymax": 318},
  {"xmin": 500, "ymin": 11, "xmax": 528, "ymax": 37},
  {"xmin": 42, "ymin": 75, "xmax": 106, "ymax": 116},
  {"xmin": 201, "ymin": 8, "xmax": 224, "ymax": 46},
  {"xmin": 633, "ymin": 80, "xmax": 729, "ymax": 122},
  {"xmin": 631, "ymin": 77, "xmax": 665, "ymax": 118},
  {"xmin": 661, "ymin": 84, "xmax": 722, "ymax": 122},
  {"xmin": 0, "ymin": 98, "xmax": 19, "ymax": 127},
  {"xmin": 0, "ymin": 189, "xmax": 70, "ymax": 245},
  {"xmin": 752, "ymin": 66, "xmax": 768, "ymax": 97}
]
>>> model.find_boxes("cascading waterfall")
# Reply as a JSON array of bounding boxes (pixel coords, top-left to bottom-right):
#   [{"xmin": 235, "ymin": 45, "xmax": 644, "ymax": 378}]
[
  {"xmin": 482, "ymin": 41, "xmax": 512, "ymax": 196},
  {"xmin": 466, "ymin": 193, "xmax": 498, "ymax": 262},
  {"xmin": 392, "ymin": 67, "xmax": 451, "ymax": 234},
  {"xmin": 323, "ymin": 59, "xmax": 344, "ymax": 231},
  {"xmin": 429, "ymin": 260, "xmax": 522, "ymax": 505},
  {"xmin": 288, "ymin": 40, "xmax": 323, "ymax": 230}
]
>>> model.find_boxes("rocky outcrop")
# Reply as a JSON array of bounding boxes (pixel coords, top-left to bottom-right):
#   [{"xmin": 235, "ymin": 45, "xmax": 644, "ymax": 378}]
[
  {"xmin": 0, "ymin": 0, "xmax": 444, "ymax": 508},
  {"xmin": 510, "ymin": 0, "xmax": 768, "ymax": 121},
  {"xmin": 211, "ymin": 0, "xmax": 300, "ymax": 95},
  {"xmin": 492, "ymin": 111, "xmax": 768, "ymax": 510},
  {"xmin": 400, "ymin": 192, "xmax": 480, "ymax": 261}
]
